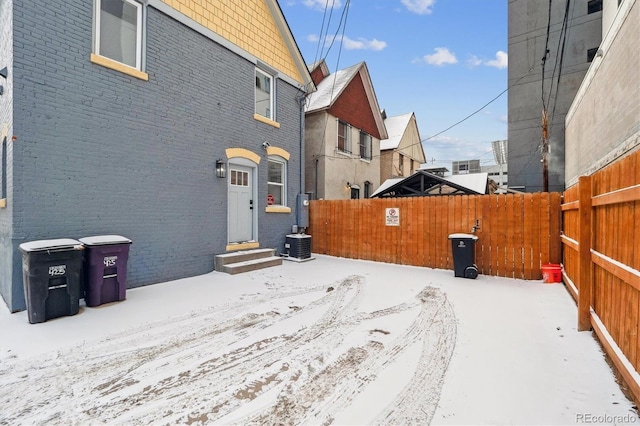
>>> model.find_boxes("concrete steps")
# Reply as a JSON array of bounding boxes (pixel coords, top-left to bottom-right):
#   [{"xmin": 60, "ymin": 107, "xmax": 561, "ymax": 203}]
[{"xmin": 214, "ymin": 248, "xmax": 282, "ymax": 275}]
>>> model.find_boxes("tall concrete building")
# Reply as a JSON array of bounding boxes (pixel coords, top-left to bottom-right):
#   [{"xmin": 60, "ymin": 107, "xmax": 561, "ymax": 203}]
[{"xmin": 508, "ymin": 0, "xmax": 603, "ymax": 192}]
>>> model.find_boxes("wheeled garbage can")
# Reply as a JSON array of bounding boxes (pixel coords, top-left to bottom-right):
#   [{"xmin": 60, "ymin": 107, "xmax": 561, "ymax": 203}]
[
  {"xmin": 19, "ymin": 239, "xmax": 84, "ymax": 324},
  {"xmin": 79, "ymin": 235, "xmax": 132, "ymax": 307},
  {"xmin": 448, "ymin": 233, "xmax": 479, "ymax": 279}
]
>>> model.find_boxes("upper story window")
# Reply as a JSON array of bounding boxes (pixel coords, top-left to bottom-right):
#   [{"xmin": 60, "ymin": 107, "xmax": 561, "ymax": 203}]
[
  {"xmin": 587, "ymin": 47, "xmax": 598, "ymax": 62},
  {"xmin": 94, "ymin": 0, "xmax": 143, "ymax": 70},
  {"xmin": 359, "ymin": 131, "xmax": 372, "ymax": 160},
  {"xmin": 267, "ymin": 157, "xmax": 286, "ymax": 206},
  {"xmin": 398, "ymin": 153, "xmax": 404, "ymax": 175},
  {"xmin": 255, "ymin": 69, "xmax": 273, "ymax": 120},
  {"xmin": 338, "ymin": 121, "xmax": 351, "ymax": 154}
]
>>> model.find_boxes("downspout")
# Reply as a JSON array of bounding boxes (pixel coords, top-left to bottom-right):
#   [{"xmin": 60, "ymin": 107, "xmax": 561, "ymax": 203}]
[{"xmin": 298, "ymin": 91, "xmax": 305, "ymax": 195}]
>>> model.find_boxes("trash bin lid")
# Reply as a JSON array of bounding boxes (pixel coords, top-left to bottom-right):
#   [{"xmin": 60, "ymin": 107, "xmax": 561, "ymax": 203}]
[
  {"xmin": 78, "ymin": 235, "xmax": 132, "ymax": 246},
  {"xmin": 448, "ymin": 233, "xmax": 479, "ymax": 240},
  {"xmin": 19, "ymin": 238, "xmax": 84, "ymax": 253}
]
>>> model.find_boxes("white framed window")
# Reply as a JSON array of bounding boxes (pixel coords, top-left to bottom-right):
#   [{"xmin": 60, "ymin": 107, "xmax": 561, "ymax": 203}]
[
  {"xmin": 255, "ymin": 69, "xmax": 273, "ymax": 120},
  {"xmin": 359, "ymin": 131, "xmax": 372, "ymax": 160},
  {"xmin": 338, "ymin": 121, "xmax": 351, "ymax": 154},
  {"xmin": 94, "ymin": 0, "xmax": 143, "ymax": 70},
  {"xmin": 267, "ymin": 157, "xmax": 286, "ymax": 206}
]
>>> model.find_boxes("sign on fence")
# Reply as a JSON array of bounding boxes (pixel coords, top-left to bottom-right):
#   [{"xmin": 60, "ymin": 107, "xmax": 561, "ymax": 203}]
[{"xmin": 385, "ymin": 208, "xmax": 400, "ymax": 226}]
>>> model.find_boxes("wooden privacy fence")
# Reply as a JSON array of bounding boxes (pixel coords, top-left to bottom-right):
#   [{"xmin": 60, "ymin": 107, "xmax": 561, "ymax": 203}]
[
  {"xmin": 562, "ymin": 149, "xmax": 640, "ymax": 406},
  {"xmin": 308, "ymin": 193, "xmax": 562, "ymax": 280}
]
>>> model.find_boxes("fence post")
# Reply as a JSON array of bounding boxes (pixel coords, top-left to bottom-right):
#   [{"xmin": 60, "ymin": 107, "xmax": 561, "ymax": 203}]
[{"xmin": 578, "ymin": 175, "xmax": 592, "ymax": 331}]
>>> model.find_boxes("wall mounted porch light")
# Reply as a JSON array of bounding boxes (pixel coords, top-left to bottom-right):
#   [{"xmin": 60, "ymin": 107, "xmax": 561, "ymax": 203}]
[{"xmin": 216, "ymin": 159, "xmax": 226, "ymax": 178}]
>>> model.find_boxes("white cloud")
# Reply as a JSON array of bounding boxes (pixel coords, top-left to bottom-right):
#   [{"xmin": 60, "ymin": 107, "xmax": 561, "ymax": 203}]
[
  {"xmin": 303, "ymin": 0, "xmax": 342, "ymax": 9},
  {"xmin": 308, "ymin": 34, "xmax": 387, "ymax": 51},
  {"xmin": 421, "ymin": 47, "xmax": 457, "ymax": 66},
  {"xmin": 340, "ymin": 35, "xmax": 387, "ymax": 51},
  {"xmin": 467, "ymin": 55, "xmax": 483, "ymax": 67},
  {"xmin": 485, "ymin": 51, "xmax": 508, "ymax": 69},
  {"xmin": 467, "ymin": 51, "xmax": 508, "ymax": 69},
  {"xmin": 401, "ymin": 0, "xmax": 436, "ymax": 15}
]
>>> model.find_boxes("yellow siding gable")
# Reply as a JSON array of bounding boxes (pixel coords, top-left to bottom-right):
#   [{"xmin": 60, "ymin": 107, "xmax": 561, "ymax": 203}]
[{"xmin": 161, "ymin": 0, "xmax": 304, "ymax": 84}]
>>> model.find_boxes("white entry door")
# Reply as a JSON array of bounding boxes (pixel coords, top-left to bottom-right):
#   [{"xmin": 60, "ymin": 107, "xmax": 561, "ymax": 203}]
[{"xmin": 228, "ymin": 165, "xmax": 254, "ymax": 243}]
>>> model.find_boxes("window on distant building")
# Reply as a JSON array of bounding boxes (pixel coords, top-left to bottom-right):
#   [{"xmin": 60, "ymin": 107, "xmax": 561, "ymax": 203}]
[
  {"xmin": 350, "ymin": 187, "xmax": 360, "ymax": 199},
  {"xmin": 588, "ymin": 0, "xmax": 603, "ymax": 13},
  {"xmin": 338, "ymin": 121, "xmax": 351, "ymax": 154},
  {"xmin": 267, "ymin": 157, "xmax": 286, "ymax": 207},
  {"xmin": 364, "ymin": 181, "xmax": 372, "ymax": 198},
  {"xmin": 255, "ymin": 69, "xmax": 274, "ymax": 120},
  {"xmin": 359, "ymin": 131, "xmax": 372, "ymax": 160},
  {"xmin": 94, "ymin": 0, "xmax": 143, "ymax": 69},
  {"xmin": 587, "ymin": 47, "xmax": 598, "ymax": 62}
]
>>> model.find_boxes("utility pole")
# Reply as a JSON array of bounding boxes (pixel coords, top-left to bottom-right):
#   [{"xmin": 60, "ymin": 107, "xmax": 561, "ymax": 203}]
[{"xmin": 541, "ymin": 108, "xmax": 549, "ymax": 192}]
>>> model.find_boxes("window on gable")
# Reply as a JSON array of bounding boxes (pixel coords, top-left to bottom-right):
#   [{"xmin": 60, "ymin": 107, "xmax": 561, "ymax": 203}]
[
  {"xmin": 587, "ymin": 47, "xmax": 598, "ymax": 62},
  {"xmin": 267, "ymin": 157, "xmax": 286, "ymax": 206},
  {"xmin": 359, "ymin": 131, "xmax": 372, "ymax": 160},
  {"xmin": 398, "ymin": 153, "xmax": 404, "ymax": 175},
  {"xmin": 94, "ymin": 0, "xmax": 143, "ymax": 69},
  {"xmin": 255, "ymin": 69, "xmax": 274, "ymax": 120},
  {"xmin": 338, "ymin": 121, "xmax": 351, "ymax": 154}
]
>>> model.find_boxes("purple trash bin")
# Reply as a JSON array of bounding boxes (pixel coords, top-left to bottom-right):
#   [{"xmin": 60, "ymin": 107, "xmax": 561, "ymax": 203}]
[{"xmin": 78, "ymin": 235, "xmax": 132, "ymax": 307}]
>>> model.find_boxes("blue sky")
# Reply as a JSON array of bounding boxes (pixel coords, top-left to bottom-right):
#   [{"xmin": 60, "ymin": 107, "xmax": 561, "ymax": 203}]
[{"xmin": 280, "ymin": 0, "xmax": 508, "ymax": 167}]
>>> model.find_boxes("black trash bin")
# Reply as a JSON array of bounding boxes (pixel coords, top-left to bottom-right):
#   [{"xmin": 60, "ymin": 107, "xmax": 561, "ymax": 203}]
[
  {"xmin": 19, "ymin": 239, "xmax": 84, "ymax": 324},
  {"xmin": 79, "ymin": 235, "xmax": 132, "ymax": 307},
  {"xmin": 448, "ymin": 233, "xmax": 479, "ymax": 279}
]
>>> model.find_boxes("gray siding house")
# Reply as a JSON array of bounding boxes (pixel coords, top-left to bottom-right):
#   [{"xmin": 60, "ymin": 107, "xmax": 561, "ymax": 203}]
[{"xmin": 0, "ymin": 0, "xmax": 314, "ymax": 312}]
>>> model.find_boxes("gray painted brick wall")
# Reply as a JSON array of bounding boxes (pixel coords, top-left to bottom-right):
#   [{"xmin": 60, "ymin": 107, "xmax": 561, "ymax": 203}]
[{"xmin": 2, "ymin": 0, "xmax": 303, "ymax": 311}]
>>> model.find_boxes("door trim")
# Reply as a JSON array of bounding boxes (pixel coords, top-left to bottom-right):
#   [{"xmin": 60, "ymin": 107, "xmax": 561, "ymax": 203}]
[{"xmin": 227, "ymin": 158, "xmax": 258, "ymax": 245}]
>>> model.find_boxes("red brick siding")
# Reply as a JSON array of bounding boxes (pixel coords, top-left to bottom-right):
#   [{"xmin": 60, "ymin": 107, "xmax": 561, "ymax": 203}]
[
  {"xmin": 328, "ymin": 72, "xmax": 381, "ymax": 139},
  {"xmin": 310, "ymin": 67, "xmax": 325, "ymax": 86}
]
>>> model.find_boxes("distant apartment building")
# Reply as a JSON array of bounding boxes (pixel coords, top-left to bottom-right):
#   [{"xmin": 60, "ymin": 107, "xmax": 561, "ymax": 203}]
[
  {"xmin": 508, "ymin": 0, "xmax": 603, "ymax": 192},
  {"xmin": 452, "ymin": 160, "xmax": 481, "ymax": 175},
  {"xmin": 482, "ymin": 164, "xmax": 509, "ymax": 189}
]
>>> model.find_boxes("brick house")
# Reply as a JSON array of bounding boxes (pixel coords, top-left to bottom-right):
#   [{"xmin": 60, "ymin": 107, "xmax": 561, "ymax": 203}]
[
  {"xmin": 304, "ymin": 60, "xmax": 387, "ymax": 200},
  {"xmin": 0, "ymin": 0, "xmax": 314, "ymax": 312}
]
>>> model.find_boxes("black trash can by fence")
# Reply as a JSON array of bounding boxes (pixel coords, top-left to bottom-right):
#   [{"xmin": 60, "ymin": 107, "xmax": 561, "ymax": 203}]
[
  {"xmin": 19, "ymin": 239, "xmax": 84, "ymax": 324},
  {"xmin": 79, "ymin": 235, "xmax": 132, "ymax": 307},
  {"xmin": 448, "ymin": 233, "xmax": 479, "ymax": 279}
]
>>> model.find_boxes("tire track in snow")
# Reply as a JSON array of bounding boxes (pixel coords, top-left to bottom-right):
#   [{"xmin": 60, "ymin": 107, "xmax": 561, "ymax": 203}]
[{"xmin": 0, "ymin": 277, "xmax": 456, "ymax": 426}]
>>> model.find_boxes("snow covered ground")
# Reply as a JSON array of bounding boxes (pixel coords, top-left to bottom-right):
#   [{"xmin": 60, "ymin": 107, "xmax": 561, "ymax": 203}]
[{"xmin": 0, "ymin": 254, "xmax": 637, "ymax": 425}]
